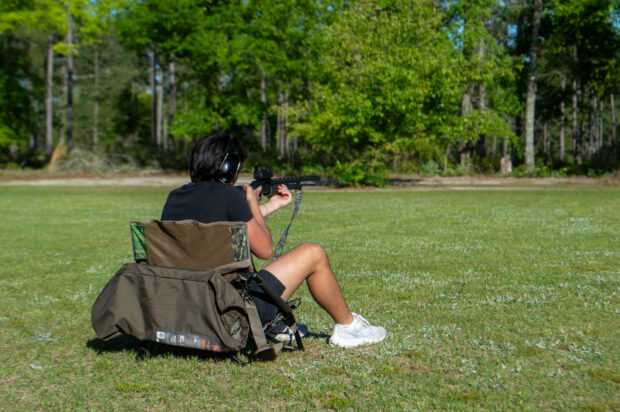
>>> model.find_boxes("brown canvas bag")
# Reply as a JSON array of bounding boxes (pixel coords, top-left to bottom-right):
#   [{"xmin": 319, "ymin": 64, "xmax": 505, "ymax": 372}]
[
  {"xmin": 91, "ymin": 262, "xmax": 250, "ymax": 352},
  {"xmin": 91, "ymin": 220, "xmax": 301, "ymax": 360}
]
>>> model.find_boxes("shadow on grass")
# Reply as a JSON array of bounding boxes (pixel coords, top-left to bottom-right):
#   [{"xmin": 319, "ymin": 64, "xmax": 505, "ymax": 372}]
[
  {"xmin": 389, "ymin": 177, "xmax": 424, "ymax": 185},
  {"xmin": 86, "ymin": 334, "xmax": 141, "ymax": 354},
  {"xmin": 306, "ymin": 331, "xmax": 330, "ymax": 344},
  {"xmin": 86, "ymin": 335, "xmax": 234, "ymax": 363},
  {"xmin": 86, "ymin": 330, "xmax": 329, "ymax": 363}
]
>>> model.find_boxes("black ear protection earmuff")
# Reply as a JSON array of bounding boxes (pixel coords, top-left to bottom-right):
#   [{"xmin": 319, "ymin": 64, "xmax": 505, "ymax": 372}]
[{"xmin": 218, "ymin": 151, "xmax": 241, "ymax": 183}]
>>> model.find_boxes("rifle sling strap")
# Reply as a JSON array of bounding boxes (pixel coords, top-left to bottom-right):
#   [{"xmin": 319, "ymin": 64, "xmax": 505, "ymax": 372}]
[{"xmin": 273, "ymin": 190, "xmax": 303, "ymax": 260}]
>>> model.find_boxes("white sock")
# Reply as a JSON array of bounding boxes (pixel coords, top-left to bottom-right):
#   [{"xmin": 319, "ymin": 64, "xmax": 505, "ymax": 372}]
[{"xmin": 336, "ymin": 313, "xmax": 358, "ymax": 328}]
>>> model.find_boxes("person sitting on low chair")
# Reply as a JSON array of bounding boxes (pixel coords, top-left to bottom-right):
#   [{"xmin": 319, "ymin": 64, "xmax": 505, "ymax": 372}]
[{"xmin": 161, "ymin": 133, "xmax": 386, "ymax": 348}]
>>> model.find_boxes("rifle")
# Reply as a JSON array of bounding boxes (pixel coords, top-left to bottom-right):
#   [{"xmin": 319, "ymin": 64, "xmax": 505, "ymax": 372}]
[{"xmin": 249, "ymin": 165, "xmax": 321, "ymax": 198}]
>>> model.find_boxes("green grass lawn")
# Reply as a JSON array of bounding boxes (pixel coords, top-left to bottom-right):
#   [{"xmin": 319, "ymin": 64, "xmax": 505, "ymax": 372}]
[{"xmin": 0, "ymin": 185, "xmax": 618, "ymax": 410}]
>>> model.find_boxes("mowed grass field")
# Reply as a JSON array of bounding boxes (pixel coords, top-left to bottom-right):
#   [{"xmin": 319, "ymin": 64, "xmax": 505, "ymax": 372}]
[{"xmin": 0, "ymin": 184, "xmax": 618, "ymax": 410}]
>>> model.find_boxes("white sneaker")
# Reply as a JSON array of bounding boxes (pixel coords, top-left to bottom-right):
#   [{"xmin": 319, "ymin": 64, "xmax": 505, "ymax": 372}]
[{"xmin": 329, "ymin": 313, "xmax": 386, "ymax": 348}]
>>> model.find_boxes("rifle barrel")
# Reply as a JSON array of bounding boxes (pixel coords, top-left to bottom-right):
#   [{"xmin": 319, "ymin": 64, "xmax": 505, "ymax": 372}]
[{"xmin": 272, "ymin": 175, "xmax": 320, "ymax": 183}]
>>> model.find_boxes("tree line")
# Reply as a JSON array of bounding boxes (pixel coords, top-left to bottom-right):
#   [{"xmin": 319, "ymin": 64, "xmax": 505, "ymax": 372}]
[{"xmin": 0, "ymin": 0, "xmax": 618, "ymax": 183}]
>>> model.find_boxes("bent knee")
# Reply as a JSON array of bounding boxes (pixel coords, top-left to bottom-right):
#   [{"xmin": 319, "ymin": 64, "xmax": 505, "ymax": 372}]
[{"xmin": 298, "ymin": 242, "xmax": 327, "ymax": 261}]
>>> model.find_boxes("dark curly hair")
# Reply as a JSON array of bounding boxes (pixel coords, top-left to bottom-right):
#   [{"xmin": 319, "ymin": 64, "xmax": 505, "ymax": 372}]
[{"xmin": 189, "ymin": 134, "xmax": 247, "ymax": 183}]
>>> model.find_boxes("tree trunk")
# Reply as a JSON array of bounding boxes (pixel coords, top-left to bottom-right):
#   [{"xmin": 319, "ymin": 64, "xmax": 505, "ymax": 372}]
[
  {"xmin": 524, "ymin": 0, "xmax": 542, "ymax": 173},
  {"xmin": 572, "ymin": 79, "xmax": 580, "ymax": 163},
  {"xmin": 93, "ymin": 47, "xmax": 99, "ymax": 149},
  {"xmin": 611, "ymin": 94, "xmax": 616, "ymax": 145},
  {"xmin": 45, "ymin": 35, "xmax": 54, "ymax": 154},
  {"xmin": 598, "ymin": 100, "xmax": 604, "ymax": 151},
  {"xmin": 476, "ymin": 38, "xmax": 488, "ymax": 160},
  {"xmin": 578, "ymin": 82, "xmax": 587, "ymax": 161},
  {"xmin": 156, "ymin": 65, "xmax": 164, "ymax": 149},
  {"xmin": 559, "ymin": 78, "xmax": 566, "ymax": 162},
  {"xmin": 168, "ymin": 59, "xmax": 176, "ymax": 143},
  {"xmin": 182, "ymin": 81, "xmax": 189, "ymax": 147},
  {"xmin": 291, "ymin": 91, "xmax": 297, "ymax": 155},
  {"xmin": 277, "ymin": 89, "xmax": 290, "ymax": 159},
  {"xmin": 260, "ymin": 71, "xmax": 268, "ymax": 150},
  {"xmin": 284, "ymin": 90, "xmax": 290, "ymax": 160},
  {"xmin": 66, "ymin": 14, "xmax": 74, "ymax": 151},
  {"xmin": 543, "ymin": 120, "xmax": 549, "ymax": 158},
  {"xmin": 277, "ymin": 89, "xmax": 283, "ymax": 157},
  {"xmin": 500, "ymin": 138, "xmax": 512, "ymax": 174},
  {"xmin": 589, "ymin": 95, "xmax": 598, "ymax": 155},
  {"xmin": 477, "ymin": 83, "xmax": 487, "ymax": 159},
  {"xmin": 150, "ymin": 46, "xmax": 157, "ymax": 148},
  {"xmin": 26, "ymin": 79, "xmax": 40, "ymax": 149},
  {"xmin": 163, "ymin": 100, "xmax": 168, "ymax": 151},
  {"xmin": 459, "ymin": 85, "xmax": 474, "ymax": 170},
  {"xmin": 59, "ymin": 64, "xmax": 66, "ymax": 145}
]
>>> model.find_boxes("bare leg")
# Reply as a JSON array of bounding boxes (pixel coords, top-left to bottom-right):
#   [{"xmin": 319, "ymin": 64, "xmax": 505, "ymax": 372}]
[{"xmin": 263, "ymin": 243, "xmax": 354, "ymax": 325}]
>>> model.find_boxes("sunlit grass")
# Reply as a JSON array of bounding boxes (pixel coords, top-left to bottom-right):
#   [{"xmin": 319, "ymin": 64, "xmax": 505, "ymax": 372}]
[{"xmin": 0, "ymin": 185, "xmax": 618, "ymax": 410}]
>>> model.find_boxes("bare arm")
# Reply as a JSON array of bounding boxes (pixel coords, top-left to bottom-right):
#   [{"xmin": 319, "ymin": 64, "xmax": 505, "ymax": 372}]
[
  {"xmin": 258, "ymin": 184, "xmax": 292, "ymax": 217},
  {"xmin": 243, "ymin": 184, "xmax": 273, "ymax": 260}
]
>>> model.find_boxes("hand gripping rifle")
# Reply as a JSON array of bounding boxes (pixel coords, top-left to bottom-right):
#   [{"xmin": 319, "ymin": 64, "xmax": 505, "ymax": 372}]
[{"xmin": 246, "ymin": 165, "xmax": 321, "ymax": 259}]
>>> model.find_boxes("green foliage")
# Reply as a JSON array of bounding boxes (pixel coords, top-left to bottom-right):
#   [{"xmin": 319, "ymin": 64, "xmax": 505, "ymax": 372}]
[
  {"xmin": 0, "ymin": 0, "xmax": 618, "ymax": 180},
  {"xmin": 116, "ymin": 0, "xmax": 208, "ymax": 54},
  {"xmin": 294, "ymin": 0, "xmax": 519, "ymax": 184},
  {"xmin": 331, "ymin": 156, "xmax": 388, "ymax": 187},
  {"xmin": 588, "ymin": 143, "xmax": 620, "ymax": 174},
  {"xmin": 512, "ymin": 162, "xmax": 571, "ymax": 178},
  {"xmin": 0, "ymin": 22, "xmax": 35, "ymax": 161},
  {"xmin": 51, "ymin": 148, "xmax": 150, "ymax": 173},
  {"xmin": 0, "ymin": 123, "xmax": 15, "ymax": 149},
  {"xmin": 169, "ymin": 104, "xmax": 221, "ymax": 142},
  {"xmin": 420, "ymin": 160, "xmax": 441, "ymax": 176},
  {"xmin": 442, "ymin": 164, "xmax": 468, "ymax": 176}
]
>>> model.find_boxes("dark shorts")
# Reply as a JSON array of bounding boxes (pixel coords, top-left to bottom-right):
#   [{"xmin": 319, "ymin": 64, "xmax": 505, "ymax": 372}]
[{"xmin": 248, "ymin": 269, "xmax": 286, "ymax": 325}]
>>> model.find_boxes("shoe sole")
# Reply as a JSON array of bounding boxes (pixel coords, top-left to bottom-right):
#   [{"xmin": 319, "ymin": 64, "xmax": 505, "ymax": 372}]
[
  {"xmin": 274, "ymin": 333, "xmax": 299, "ymax": 342},
  {"xmin": 329, "ymin": 335, "xmax": 386, "ymax": 348},
  {"xmin": 272, "ymin": 327, "xmax": 308, "ymax": 343}
]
